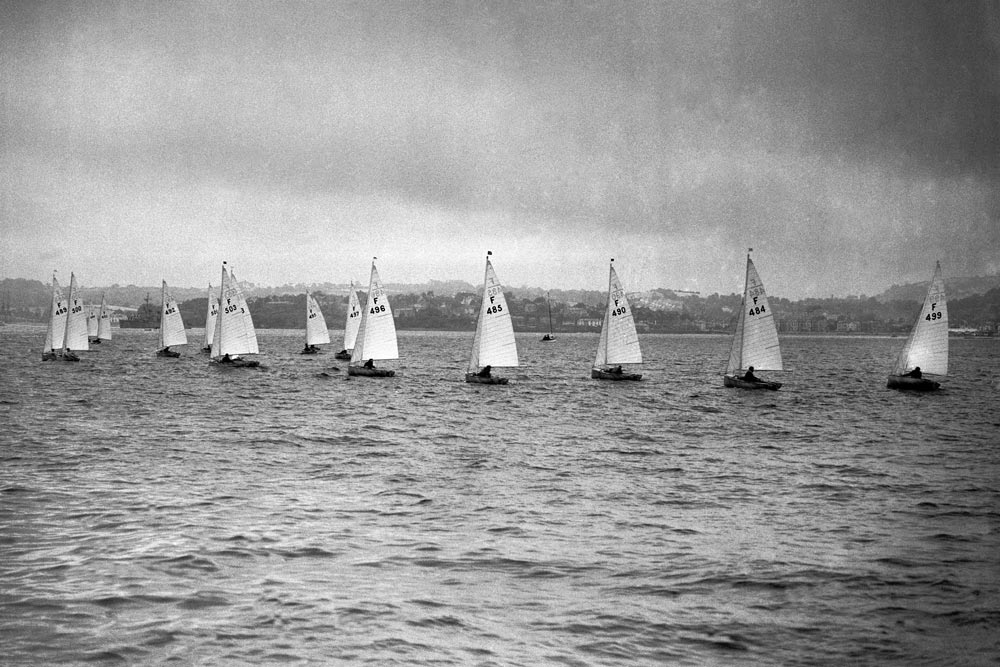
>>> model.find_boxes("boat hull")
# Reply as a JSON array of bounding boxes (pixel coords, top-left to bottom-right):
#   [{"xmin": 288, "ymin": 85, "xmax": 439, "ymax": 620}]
[
  {"xmin": 541, "ymin": 335, "xmax": 555, "ymax": 342},
  {"xmin": 886, "ymin": 375, "xmax": 940, "ymax": 391},
  {"xmin": 333, "ymin": 350, "xmax": 351, "ymax": 360},
  {"xmin": 213, "ymin": 357, "xmax": 260, "ymax": 368},
  {"xmin": 61, "ymin": 352, "xmax": 81, "ymax": 362},
  {"xmin": 723, "ymin": 374, "xmax": 781, "ymax": 390},
  {"xmin": 348, "ymin": 366, "xmax": 395, "ymax": 377},
  {"xmin": 591, "ymin": 368, "xmax": 642, "ymax": 381},
  {"xmin": 465, "ymin": 373, "xmax": 508, "ymax": 384},
  {"xmin": 157, "ymin": 349, "xmax": 181, "ymax": 358},
  {"xmin": 299, "ymin": 348, "xmax": 320, "ymax": 355}
]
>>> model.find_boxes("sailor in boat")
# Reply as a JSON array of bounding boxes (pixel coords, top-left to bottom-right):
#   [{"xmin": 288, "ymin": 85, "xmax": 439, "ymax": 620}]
[
  {"xmin": 610, "ymin": 365, "xmax": 623, "ymax": 375},
  {"xmin": 477, "ymin": 364, "xmax": 492, "ymax": 378},
  {"xmin": 742, "ymin": 366, "xmax": 762, "ymax": 383},
  {"xmin": 163, "ymin": 346, "xmax": 171, "ymax": 354},
  {"xmin": 221, "ymin": 353, "xmax": 232, "ymax": 363},
  {"xmin": 302, "ymin": 344, "xmax": 319, "ymax": 354},
  {"xmin": 902, "ymin": 366, "xmax": 922, "ymax": 379},
  {"xmin": 364, "ymin": 358, "xmax": 375, "ymax": 369}
]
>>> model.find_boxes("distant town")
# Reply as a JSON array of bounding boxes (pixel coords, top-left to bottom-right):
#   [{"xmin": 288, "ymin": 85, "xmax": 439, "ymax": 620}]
[{"xmin": 2, "ymin": 275, "xmax": 998, "ymax": 336}]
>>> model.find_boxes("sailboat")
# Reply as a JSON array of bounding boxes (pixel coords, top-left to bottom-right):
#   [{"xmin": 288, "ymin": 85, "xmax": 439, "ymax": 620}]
[
  {"xmin": 541, "ymin": 292, "xmax": 556, "ymax": 341},
  {"xmin": 61, "ymin": 272, "xmax": 89, "ymax": 362},
  {"xmin": 41, "ymin": 273, "xmax": 68, "ymax": 361},
  {"xmin": 157, "ymin": 280, "xmax": 188, "ymax": 357},
  {"xmin": 96, "ymin": 293, "xmax": 112, "ymax": 343},
  {"xmin": 887, "ymin": 261, "xmax": 947, "ymax": 391},
  {"xmin": 723, "ymin": 251, "xmax": 782, "ymax": 390},
  {"xmin": 86, "ymin": 305, "xmax": 99, "ymax": 343},
  {"xmin": 300, "ymin": 291, "xmax": 331, "ymax": 354},
  {"xmin": 335, "ymin": 282, "xmax": 361, "ymax": 360},
  {"xmin": 466, "ymin": 251, "xmax": 518, "ymax": 384},
  {"xmin": 201, "ymin": 284, "xmax": 218, "ymax": 353},
  {"xmin": 210, "ymin": 262, "xmax": 261, "ymax": 367},
  {"xmin": 349, "ymin": 259, "xmax": 398, "ymax": 377},
  {"xmin": 592, "ymin": 259, "xmax": 642, "ymax": 381}
]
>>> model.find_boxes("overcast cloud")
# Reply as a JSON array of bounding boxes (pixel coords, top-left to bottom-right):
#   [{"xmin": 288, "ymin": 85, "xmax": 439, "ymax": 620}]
[{"xmin": 2, "ymin": 0, "xmax": 997, "ymax": 297}]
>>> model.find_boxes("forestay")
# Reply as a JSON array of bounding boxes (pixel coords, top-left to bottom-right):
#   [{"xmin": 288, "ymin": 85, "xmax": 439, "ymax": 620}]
[
  {"xmin": 351, "ymin": 262, "xmax": 398, "ymax": 364},
  {"xmin": 892, "ymin": 261, "xmax": 948, "ymax": 376},
  {"xmin": 727, "ymin": 256, "xmax": 782, "ymax": 373},
  {"xmin": 469, "ymin": 254, "xmax": 519, "ymax": 372},
  {"xmin": 594, "ymin": 261, "xmax": 642, "ymax": 368}
]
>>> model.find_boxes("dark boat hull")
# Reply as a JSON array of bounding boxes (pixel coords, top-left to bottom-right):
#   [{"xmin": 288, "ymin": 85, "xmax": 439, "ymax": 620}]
[
  {"xmin": 348, "ymin": 366, "xmax": 395, "ymax": 377},
  {"xmin": 157, "ymin": 349, "xmax": 181, "ymax": 358},
  {"xmin": 592, "ymin": 368, "xmax": 642, "ymax": 381},
  {"xmin": 334, "ymin": 350, "xmax": 351, "ymax": 360},
  {"xmin": 465, "ymin": 373, "xmax": 508, "ymax": 384},
  {"xmin": 213, "ymin": 357, "xmax": 260, "ymax": 368},
  {"xmin": 886, "ymin": 375, "xmax": 940, "ymax": 391},
  {"xmin": 723, "ymin": 374, "xmax": 781, "ymax": 390}
]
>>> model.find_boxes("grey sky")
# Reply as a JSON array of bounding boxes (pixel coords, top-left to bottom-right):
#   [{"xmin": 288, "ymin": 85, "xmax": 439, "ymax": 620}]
[{"xmin": 2, "ymin": 0, "xmax": 997, "ymax": 297}]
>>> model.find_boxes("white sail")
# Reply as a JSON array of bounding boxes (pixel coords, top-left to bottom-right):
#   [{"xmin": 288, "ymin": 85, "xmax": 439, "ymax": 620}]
[
  {"xmin": 343, "ymin": 282, "xmax": 362, "ymax": 351},
  {"xmin": 727, "ymin": 255, "xmax": 782, "ymax": 373},
  {"xmin": 86, "ymin": 306, "xmax": 99, "ymax": 338},
  {"xmin": 350, "ymin": 261, "xmax": 398, "ymax": 364},
  {"xmin": 159, "ymin": 280, "xmax": 188, "ymax": 348},
  {"xmin": 97, "ymin": 293, "xmax": 112, "ymax": 340},
  {"xmin": 468, "ymin": 253, "xmax": 519, "ymax": 372},
  {"xmin": 203, "ymin": 284, "xmax": 218, "ymax": 348},
  {"xmin": 43, "ymin": 275, "xmax": 68, "ymax": 353},
  {"xmin": 211, "ymin": 264, "xmax": 259, "ymax": 358},
  {"xmin": 892, "ymin": 261, "xmax": 948, "ymax": 376},
  {"xmin": 305, "ymin": 292, "xmax": 331, "ymax": 346},
  {"xmin": 593, "ymin": 261, "xmax": 642, "ymax": 368},
  {"xmin": 62, "ymin": 273, "xmax": 90, "ymax": 352}
]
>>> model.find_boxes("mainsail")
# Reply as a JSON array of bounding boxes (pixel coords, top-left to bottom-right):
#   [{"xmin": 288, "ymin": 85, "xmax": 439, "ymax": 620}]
[
  {"xmin": 97, "ymin": 293, "xmax": 112, "ymax": 341},
  {"xmin": 468, "ymin": 252, "xmax": 519, "ymax": 372},
  {"xmin": 305, "ymin": 292, "xmax": 331, "ymax": 346},
  {"xmin": 351, "ymin": 261, "xmax": 398, "ymax": 365},
  {"xmin": 43, "ymin": 274, "xmax": 68, "ymax": 355},
  {"xmin": 159, "ymin": 280, "xmax": 188, "ymax": 349},
  {"xmin": 62, "ymin": 273, "xmax": 90, "ymax": 353},
  {"xmin": 211, "ymin": 264, "xmax": 259, "ymax": 358},
  {"xmin": 726, "ymin": 255, "xmax": 782, "ymax": 373},
  {"xmin": 343, "ymin": 282, "xmax": 362, "ymax": 352},
  {"xmin": 86, "ymin": 306, "xmax": 99, "ymax": 339},
  {"xmin": 892, "ymin": 261, "xmax": 948, "ymax": 376},
  {"xmin": 203, "ymin": 284, "xmax": 219, "ymax": 349},
  {"xmin": 593, "ymin": 260, "xmax": 642, "ymax": 368}
]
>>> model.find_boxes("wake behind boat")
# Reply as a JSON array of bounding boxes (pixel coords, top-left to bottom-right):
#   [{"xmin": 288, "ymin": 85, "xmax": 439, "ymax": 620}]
[
  {"xmin": 592, "ymin": 259, "xmax": 642, "ymax": 381},
  {"xmin": 210, "ymin": 262, "xmax": 261, "ymax": 367},
  {"xmin": 723, "ymin": 251, "xmax": 782, "ymax": 390},
  {"xmin": 886, "ymin": 261, "xmax": 947, "ymax": 391},
  {"xmin": 466, "ymin": 251, "xmax": 518, "ymax": 384},
  {"xmin": 348, "ymin": 259, "xmax": 397, "ymax": 377}
]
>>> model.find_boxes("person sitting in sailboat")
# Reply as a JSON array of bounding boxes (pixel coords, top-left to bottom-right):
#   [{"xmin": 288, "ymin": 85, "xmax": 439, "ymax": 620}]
[
  {"xmin": 477, "ymin": 365, "xmax": 492, "ymax": 378},
  {"xmin": 364, "ymin": 358, "xmax": 375, "ymax": 369},
  {"xmin": 902, "ymin": 366, "xmax": 922, "ymax": 378},
  {"xmin": 610, "ymin": 365, "xmax": 623, "ymax": 375},
  {"xmin": 743, "ymin": 366, "xmax": 761, "ymax": 382}
]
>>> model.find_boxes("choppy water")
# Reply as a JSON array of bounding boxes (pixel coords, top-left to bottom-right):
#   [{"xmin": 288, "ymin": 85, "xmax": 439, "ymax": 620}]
[{"xmin": 2, "ymin": 326, "xmax": 998, "ymax": 665}]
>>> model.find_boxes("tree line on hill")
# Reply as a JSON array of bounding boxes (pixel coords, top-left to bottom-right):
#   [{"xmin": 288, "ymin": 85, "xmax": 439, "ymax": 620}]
[{"xmin": 3, "ymin": 278, "xmax": 998, "ymax": 334}]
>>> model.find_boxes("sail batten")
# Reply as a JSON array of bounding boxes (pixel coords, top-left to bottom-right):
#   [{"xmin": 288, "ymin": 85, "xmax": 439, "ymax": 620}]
[
  {"xmin": 469, "ymin": 256, "xmax": 518, "ymax": 372},
  {"xmin": 351, "ymin": 262, "xmax": 398, "ymax": 364},
  {"xmin": 593, "ymin": 262, "xmax": 642, "ymax": 368},
  {"xmin": 892, "ymin": 262, "xmax": 948, "ymax": 376}
]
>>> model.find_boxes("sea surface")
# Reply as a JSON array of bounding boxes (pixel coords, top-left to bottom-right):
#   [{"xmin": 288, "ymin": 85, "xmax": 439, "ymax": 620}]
[{"xmin": 2, "ymin": 326, "xmax": 998, "ymax": 666}]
